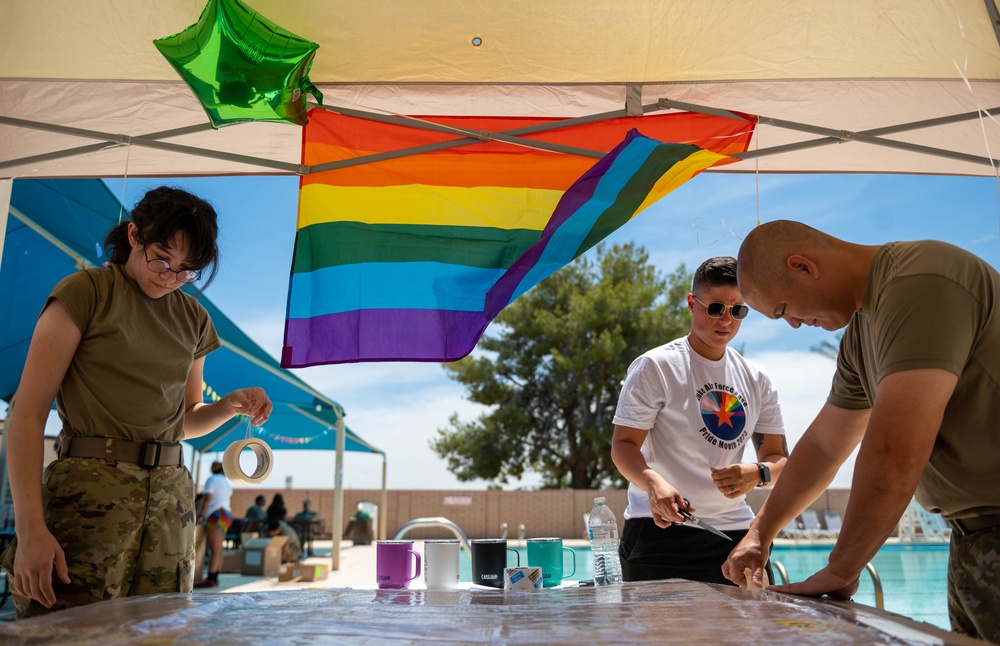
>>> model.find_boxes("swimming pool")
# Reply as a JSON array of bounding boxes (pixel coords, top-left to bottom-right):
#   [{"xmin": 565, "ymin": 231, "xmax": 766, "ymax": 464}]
[
  {"xmin": 771, "ymin": 542, "xmax": 950, "ymax": 630},
  {"xmin": 459, "ymin": 542, "xmax": 950, "ymax": 630}
]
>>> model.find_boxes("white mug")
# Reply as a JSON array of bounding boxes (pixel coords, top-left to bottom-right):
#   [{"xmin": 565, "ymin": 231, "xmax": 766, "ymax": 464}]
[{"xmin": 423, "ymin": 539, "xmax": 461, "ymax": 590}]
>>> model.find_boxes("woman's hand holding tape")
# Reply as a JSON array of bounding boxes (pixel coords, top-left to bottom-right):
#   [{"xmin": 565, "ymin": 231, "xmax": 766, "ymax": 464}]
[
  {"xmin": 226, "ymin": 387, "xmax": 272, "ymax": 426},
  {"xmin": 223, "ymin": 435, "xmax": 274, "ymax": 484}
]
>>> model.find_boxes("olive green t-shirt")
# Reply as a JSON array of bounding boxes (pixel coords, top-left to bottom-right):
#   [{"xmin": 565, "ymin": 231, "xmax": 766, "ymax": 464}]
[
  {"xmin": 49, "ymin": 264, "xmax": 221, "ymax": 443},
  {"xmin": 829, "ymin": 241, "xmax": 1000, "ymax": 519}
]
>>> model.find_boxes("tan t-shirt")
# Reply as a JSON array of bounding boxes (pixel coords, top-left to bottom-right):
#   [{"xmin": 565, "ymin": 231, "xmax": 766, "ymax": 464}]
[
  {"xmin": 829, "ymin": 241, "xmax": 1000, "ymax": 519},
  {"xmin": 49, "ymin": 264, "xmax": 221, "ymax": 443}
]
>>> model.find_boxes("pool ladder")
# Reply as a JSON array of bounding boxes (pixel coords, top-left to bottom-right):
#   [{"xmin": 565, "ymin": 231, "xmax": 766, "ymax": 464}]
[
  {"xmin": 500, "ymin": 522, "xmax": 526, "ymax": 544},
  {"xmin": 771, "ymin": 560, "xmax": 884, "ymax": 609},
  {"xmin": 393, "ymin": 517, "xmax": 472, "ymax": 554}
]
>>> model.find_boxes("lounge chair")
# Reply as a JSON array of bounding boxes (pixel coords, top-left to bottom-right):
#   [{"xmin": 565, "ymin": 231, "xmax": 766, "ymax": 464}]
[
  {"xmin": 915, "ymin": 507, "xmax": 951, "ymax": 541},
  {"xmin": 898, "ymin": 499, "xmax": 952, "ymax": 541},
  {"xmin": 778, "ymin": 516, "xmax": 811, "ymax": 540},
  {"xmin": 800, "ymin": 510, "xmax": 836, "ymax": 539},
  {"xmin": 822, "ymin": 510, "xmax": 842, "ymax": 537}
]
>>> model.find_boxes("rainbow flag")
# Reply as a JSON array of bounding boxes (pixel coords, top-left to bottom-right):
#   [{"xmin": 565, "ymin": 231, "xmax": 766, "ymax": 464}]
[{"xmin": 282, "ymin": 111, "xmax": 750, "ymax": 367}]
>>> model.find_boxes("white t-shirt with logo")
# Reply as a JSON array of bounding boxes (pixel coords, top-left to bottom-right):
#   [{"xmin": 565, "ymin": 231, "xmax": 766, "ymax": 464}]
[
  {"xmin": 203, "ymin": 472, "xmax": 234, "ymax": 516},
  {"xmin": 613, "ymin": 337, "xmax": 785, "ymax": 530}
]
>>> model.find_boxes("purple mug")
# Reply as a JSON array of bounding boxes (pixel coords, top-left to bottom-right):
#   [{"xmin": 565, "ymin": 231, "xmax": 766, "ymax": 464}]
[{"xmin": 376, "ymin": 540, "xmax": 422, "ymax": 589}]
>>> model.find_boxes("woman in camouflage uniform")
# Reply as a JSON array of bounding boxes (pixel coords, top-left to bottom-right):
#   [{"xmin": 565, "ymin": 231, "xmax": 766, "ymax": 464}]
[{"xmin": 2, "ymin": 187, "xmax": 272, "ymax": 618}]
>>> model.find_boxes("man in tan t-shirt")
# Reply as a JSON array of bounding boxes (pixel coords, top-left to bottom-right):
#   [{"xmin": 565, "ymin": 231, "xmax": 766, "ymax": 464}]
[{"xmin": 722, "ymin": 220, "xmax": 1000, "ymax": 644}]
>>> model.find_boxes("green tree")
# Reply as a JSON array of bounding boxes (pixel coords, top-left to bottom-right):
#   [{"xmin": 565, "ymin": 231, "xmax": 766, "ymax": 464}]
[{"xmin": 431, "ymin": 243, "xmax": 693, "ymax": 489}]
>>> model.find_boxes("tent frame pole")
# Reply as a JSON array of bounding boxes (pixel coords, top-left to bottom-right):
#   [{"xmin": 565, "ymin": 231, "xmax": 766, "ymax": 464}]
[
  {"xmin": 311, "ymin": 101, "xmax": 682, "ymax": 173},
  {"xmin": 0, "ymin": 116, "xmax": 305, "ymax": 175},
  {"xmin": 0, "ymin": 123, "xmax": 214, "ymax": 174},
  {"xmin": 332, "ymin": 412, "xmax": 346, "ymax": 570},
  {"xmin": 11, "ymin": 92, "xmax": 997, "ymax": 173},
  {"xmin": 658, "ymin": 98, "xmax": 1000, "ymax": 168},
  {"xmin": 0, "ymin": 180, "xmax": 11, "ymax": 278},
  {"xmin": 380, "ymin": 454, "xmax": 388, "ymax": 540},
  {"xmin": 984, "ymin": 0, "xmax": 1000, "ymax": 50}
]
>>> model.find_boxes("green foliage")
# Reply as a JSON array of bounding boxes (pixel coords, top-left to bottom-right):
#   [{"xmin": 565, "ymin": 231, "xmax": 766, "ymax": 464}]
[{"xmin": 431, "ymin": 243, "xmax": 693, "ymax": 489}]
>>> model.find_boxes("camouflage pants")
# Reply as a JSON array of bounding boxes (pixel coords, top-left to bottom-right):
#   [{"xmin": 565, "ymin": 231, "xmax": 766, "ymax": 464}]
[
  {"xmin": 1, "ymin": 457, "xmax": 196, "ymax": 619},
  {"xmin": 948, "ymin": 525, "xmax": 1000, "ymax": 643}
]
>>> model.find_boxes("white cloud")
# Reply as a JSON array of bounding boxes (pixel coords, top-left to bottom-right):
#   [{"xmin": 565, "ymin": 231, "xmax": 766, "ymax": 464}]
[
  {"xmin": 744, "ymin": 349, "xmax": 858, "ymax": 489},
  {"xmin": 223, "ymin": 365, "xmax": 549, "ymax": 491}
]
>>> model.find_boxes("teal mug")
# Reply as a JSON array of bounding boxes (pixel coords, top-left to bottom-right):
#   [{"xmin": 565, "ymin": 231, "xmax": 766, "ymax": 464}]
[{"xmin": 526, "ymin": 537, "xmax": 576, "ymax": 587}]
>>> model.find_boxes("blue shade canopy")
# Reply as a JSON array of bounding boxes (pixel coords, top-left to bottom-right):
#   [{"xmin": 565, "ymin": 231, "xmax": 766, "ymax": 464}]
[{"xmin": 1, "ymin": 178, "xmax": 380, "ymax": 457}]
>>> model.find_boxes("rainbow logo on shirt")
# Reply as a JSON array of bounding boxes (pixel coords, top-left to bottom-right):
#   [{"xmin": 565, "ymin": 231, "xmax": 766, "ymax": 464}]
[{"xmin": 699, "ymin": 390, "xmax": 746, "ymax": 441}]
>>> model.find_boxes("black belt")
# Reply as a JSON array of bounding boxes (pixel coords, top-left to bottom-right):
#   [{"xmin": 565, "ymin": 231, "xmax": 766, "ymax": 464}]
[
  {"xmin": 64, "ymin": 436, "xmax": 184, "ymax": 469},
  {"xmin": 948, "ymin": 513, "xmax": 1000, "ymax": 538}
]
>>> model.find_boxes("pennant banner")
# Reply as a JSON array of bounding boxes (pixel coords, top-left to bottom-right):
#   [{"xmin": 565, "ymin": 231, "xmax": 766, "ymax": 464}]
[{"xmin": 282, "ymin": 110, "xmax": 752, "ymax": 367}]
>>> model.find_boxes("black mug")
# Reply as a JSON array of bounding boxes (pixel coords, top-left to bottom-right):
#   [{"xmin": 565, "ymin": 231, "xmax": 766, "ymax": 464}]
[{"xmin": 470, "ymin": 539, "xmax": 520, "ymax": 588}]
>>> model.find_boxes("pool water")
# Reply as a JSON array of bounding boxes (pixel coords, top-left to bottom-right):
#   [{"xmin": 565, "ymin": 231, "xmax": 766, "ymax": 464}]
[
  {"xmin": 458, "ymin": 543, "xmax": 950, "ymax": 631},
  {"xmin": 771, "ymin": 543, "xmax": 950, "ymax": 630}
]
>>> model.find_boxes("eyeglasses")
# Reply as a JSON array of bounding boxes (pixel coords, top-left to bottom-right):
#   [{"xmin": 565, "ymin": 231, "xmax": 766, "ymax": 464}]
[
  {"xmin": 143, "ymin": 249, "xmax": 201, "ymax": 284},
  {"xmin": 692, "ymin": 295, "xmax": 750, "ymax": 320}
]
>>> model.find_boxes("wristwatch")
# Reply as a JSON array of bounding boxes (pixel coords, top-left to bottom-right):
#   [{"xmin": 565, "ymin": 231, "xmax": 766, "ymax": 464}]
[{"xmin": 756, "ymin": 462, "xmax": 771, "ymax": 487}]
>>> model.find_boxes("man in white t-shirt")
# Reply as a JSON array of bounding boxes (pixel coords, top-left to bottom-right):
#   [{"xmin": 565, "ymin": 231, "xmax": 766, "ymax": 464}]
[
  {"xmin": 611, "ymin": 256, "xmax": 789, "ymax": 585},
  {"xmin": 194, "ymin": 461, "xmax": 233, "ymax": 588}
]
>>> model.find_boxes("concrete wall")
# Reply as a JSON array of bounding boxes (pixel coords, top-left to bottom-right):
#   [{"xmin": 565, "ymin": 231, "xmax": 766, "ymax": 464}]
[{"xmin": 230, "ymin": 487, "xmax": 855, "ymax": 541}]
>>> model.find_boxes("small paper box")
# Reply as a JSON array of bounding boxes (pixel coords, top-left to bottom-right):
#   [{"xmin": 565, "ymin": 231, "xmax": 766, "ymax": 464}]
[{"xmin": 504, "ymin": 567, "xmax": 543, "ymax": 591}]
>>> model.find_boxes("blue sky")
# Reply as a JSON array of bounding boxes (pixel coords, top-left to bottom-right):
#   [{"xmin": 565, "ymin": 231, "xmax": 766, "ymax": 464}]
[{"xmin": 100, "ymin": 171, "xmax": 1000, "ymax": 492}]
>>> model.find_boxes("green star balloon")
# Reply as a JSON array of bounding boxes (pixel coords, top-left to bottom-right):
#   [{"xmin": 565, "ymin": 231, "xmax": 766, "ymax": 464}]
[{"xmin": 154, "ymin": 0, "xmax": 322, "ymax": 128}]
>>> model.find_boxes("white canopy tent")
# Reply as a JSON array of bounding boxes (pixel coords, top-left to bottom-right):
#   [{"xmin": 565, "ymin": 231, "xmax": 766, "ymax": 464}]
[
  {"xmin": 1, "ymin": 0, "xmax": 999, "ymax": 179},
  {"xmin": 2, "ymin": 0, "xmax": 1000, "ymax": 567}
]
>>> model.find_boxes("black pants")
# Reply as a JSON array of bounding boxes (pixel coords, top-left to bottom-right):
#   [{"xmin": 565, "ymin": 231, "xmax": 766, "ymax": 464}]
[{"xmin": 619, "ymin": 517, "xmax": 773, "ymax": 586}]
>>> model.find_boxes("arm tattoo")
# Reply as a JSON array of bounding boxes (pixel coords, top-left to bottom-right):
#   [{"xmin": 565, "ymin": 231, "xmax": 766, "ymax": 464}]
[{"xmin": 752, "ymin": 433, "xmax": 790, "ymax": 460}]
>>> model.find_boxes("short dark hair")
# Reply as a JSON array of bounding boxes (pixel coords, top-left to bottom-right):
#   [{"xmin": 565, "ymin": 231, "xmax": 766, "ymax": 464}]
[
  {"xmin": 256, "ymin": 495, "xmax": 266, "ymax": 505},
  {"xmin": 267, "ymin": 519, "xmax": 280, "ymax": 532},
  {"xmin": 692, "ymin": 256, "xmax": 738, "ymax": 294},
  {"xmin": 103, "ymin": 186, "xmax": 220, "ymax": 287}
]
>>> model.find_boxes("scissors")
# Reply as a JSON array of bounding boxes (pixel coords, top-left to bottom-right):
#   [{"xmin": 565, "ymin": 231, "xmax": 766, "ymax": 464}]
[{"xmin": 674, "ymin": 498, "xmax": 731, "ymax": 541}]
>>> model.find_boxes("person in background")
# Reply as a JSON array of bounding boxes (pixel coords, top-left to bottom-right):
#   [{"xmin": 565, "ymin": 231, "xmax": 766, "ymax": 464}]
[
  {"xmin": 1, "ymin": 186, "xmax": 272, "ymax": 618},
  {"xmin": 245, "ymin": 495, "xmax": 267, "ymax": 522},
  {"xmin": 291, "ymin": 498, "xmax": 319, "ymax": 556},
  {"xmin": 266, "ymin": 493, "xmax": 287, "ymax": 523},
  {"xmin": 194, "ymin": 461, "xmax": 233, "ymax": 589},
  {"xmin": 725, "ymin": 220, "xmax": 1000, "ymax": 643},
  {"xmin": 611, "ymin": 256, "xmax": 788, "ymax": 585},
  {"xmin": 265, "ymin": 519, "xmax": 303, "ymax": 563},
  {"xmin": 292, "ymin": 498, "xmax": 317, "ymax": 523},
  {"xmin": 193, "ymin": 493, "xmax": 207, "ymax": 582}
]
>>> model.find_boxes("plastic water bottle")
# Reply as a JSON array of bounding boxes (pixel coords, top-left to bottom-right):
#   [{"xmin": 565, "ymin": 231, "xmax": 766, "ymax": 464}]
[{"xmin": 588, "ymin": 496, "xmax": 623, "ymax": 585}]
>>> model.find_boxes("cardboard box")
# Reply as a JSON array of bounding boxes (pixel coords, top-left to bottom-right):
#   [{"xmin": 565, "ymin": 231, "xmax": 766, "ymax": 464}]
[
  {"xmin": 278, "ymin": 562, "xmax": 330, "ymax": 582},
  {"xmin": 221, "ymin": 550, "xmax": 243, "ymax": 573},
  {"xmin": 241, "ymin": 536, "xmax": 289, "ymax": 577}
]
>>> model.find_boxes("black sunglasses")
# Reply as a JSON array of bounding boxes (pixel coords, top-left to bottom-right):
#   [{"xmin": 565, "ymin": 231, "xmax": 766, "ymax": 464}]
[{"xmin": 692, "ymin": 295, "xmax": 750, "ymax": 320}]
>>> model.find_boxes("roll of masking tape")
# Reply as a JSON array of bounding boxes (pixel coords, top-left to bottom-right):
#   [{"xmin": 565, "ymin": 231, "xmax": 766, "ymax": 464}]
[
  {"xmin": 743, "ymin": 567, "xmax": 770, "ymax": 590},
  {"xmin": 222, "ymin": 438, "xmax": 274, "ymax": 484}
]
